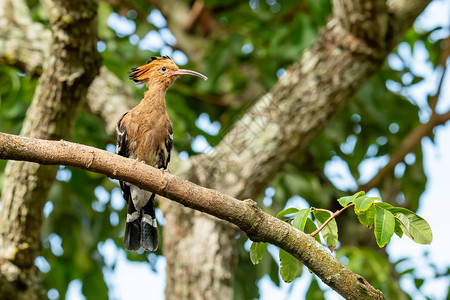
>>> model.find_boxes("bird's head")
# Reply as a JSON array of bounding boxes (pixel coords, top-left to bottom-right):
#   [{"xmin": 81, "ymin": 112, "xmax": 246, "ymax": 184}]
[{"xmin": 128, "ymin": 56, "xmax": 207, "ymax": 89}]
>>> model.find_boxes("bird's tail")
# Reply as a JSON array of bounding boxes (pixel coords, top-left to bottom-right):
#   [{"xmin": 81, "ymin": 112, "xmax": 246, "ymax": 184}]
[
  {"xmin": 141, "ymin": 194, "xmax": 158, "ymax": 251},
  {"xmin": 124, "ymin": 201, "xmax": 141, "ymax": 251},
  {"xmin": 124, "ymin": 194, "xmax": 158, "ymax": 251}
]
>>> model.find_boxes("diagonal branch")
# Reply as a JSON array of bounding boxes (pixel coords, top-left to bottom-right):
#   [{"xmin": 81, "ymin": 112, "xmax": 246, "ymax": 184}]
[
  {"xmin": 0, "ymin": 132, "xmax": 385, "ymax": 300},
  {"xmin": 155, "ymin": 0, "xmax": 209, "ymax": 68},
  {"xmin": 430, "ymin": 35, "xmax": 450, "ymax": 112},
  {"xmin": 359, "ymin": 109, "xmax": 450, "ymax": 192},
  {"xmin": 360, "ymin": 37, "xmax": 450, "ymax": 192},
  {"xmin": 310, "ymin": 204, "xmax": 355, "ymax": 237}
]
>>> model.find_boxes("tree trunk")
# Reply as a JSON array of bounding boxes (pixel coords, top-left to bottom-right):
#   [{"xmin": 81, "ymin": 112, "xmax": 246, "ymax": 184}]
[
  {"xmin": 162, "ymin": 0, "xmax": 432, "ymax": 299},
  {"xmin": 0, "ymin": 0, "xmax": 100, "ymax": 298}
]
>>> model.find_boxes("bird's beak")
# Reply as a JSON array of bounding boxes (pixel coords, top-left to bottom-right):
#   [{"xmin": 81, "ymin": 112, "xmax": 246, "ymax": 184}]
[{"xmin": 172, "ymin": 69, "xmax": 208, "ymax": 80}]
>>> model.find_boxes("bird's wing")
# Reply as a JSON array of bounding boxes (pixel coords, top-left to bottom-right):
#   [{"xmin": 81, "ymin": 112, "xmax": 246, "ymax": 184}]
[
  {"xmin": 116, "ymin": 113, "xmax": 131, "ymax": 201},
  {"xmin": 116, "ymin": 113, "xmax": 129, "ymax": 158},
  {"xmin": 164, "ymin": 124, "xmax": 173, "ymax": 169}
]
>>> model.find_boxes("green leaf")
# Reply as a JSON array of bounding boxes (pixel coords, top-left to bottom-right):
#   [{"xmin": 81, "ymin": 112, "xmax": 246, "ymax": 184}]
[
  {"xmin": 373, "ymin": 202, "xmax": 394, "ymax": 210},
  {"xmin": 337, "ymin": 196, "xmax": 353, "ymax": 207},
  {"xmin": 82, "ymin": 269, "xmax": 108, "ymax": 300},
  {"xmin": 374, "ymin": 209, "xmax": 395, "ymax": 247},
  {"xmin": 353, "ymin": 196, "xmax": 379, "ymax": 212},
  {"xmin": 304, "ymin": 218, "xmax": 321, "ymax": 243},
  {"xmin": 279, "ymin": 248, "xmax": 298, "ymax": 283},
  {"xmin": 411, "ymin": 76, "xmax": 425, "ymax": 85},
  {"xmin": 376, "ymin": 206, "xmax": 432, "ymax": 244},
  {"xmin": 356, "ymin": 204, "xmax": 376, "ymax": 228},
  {"xmin": 97, "ymin": 1, "xmax": 115, "ymax": 39},
  {"xmin": 268, "ymin": 253, "xmax": 281, "ymax": 287},
  {"xmin": 313, "ymin": 211, "xmax": 338, "ymax": 251},
  {"xmin": 292, "ymin": 208, "xmax": 311, "ymax": 231},
  {"xmin": 394, "ymin": 212, "xmax": 432, "ymax": 245},
  {"xmin": 394, "ymin": 218, "xmax": 404, "ymax": 238},
  {"xmin": 337, "ymin": 191, "xmax": 365, "ymax": 207},
  {"xmin": 414, "ymin": 278, "xmax": 425, "ymax": 289},
  {"xmin": 276, "ymin": 207, "xmax": 299, "ymax": 219},
  {"xmin": 384, "ymin": 207, "xmax": 415, "ymax": 215},
  {"xmin": 400, "ymin": 268, "xmax": 415, "ymax": 275},
  {"xmin": 305, "ymin": 275, "xmax": 324, "ymax": 299},
  {"xmin": 250, "ymin": 242, "xmax": 268, "ymax": 265}
]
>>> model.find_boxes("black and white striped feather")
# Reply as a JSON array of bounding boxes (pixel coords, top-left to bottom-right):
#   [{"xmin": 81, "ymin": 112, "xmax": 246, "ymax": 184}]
[{"xmin": 116, "ymin": 114, "xmax": 173, "ymax": 251}]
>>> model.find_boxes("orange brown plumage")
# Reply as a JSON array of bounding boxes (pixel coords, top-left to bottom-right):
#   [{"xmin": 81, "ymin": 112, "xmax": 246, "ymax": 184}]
[{"xmin": 116, "ymin": 56, "xmax": 207, "ymax": 251}]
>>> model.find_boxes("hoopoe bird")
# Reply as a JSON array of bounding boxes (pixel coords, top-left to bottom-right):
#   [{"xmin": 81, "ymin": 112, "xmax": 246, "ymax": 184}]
[{"xmin": 116, "ymin": 56, "xmax": 207, "ymax": 251}]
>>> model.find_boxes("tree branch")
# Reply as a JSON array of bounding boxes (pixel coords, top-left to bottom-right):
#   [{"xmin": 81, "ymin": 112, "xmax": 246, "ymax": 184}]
[
  {"xmin": 332, "ymin": 0, "xmax": 388, "ymax": 48},
  {"xmin": 359, "ymin": 110, "xmax": 450, "ymax": 192},
  {"xmin": 86, "ymin": 67, "xmax": 136, "ymax": 135},
  {"xmin": 430, "ymin": 35, "xmax": 450, "ymax": 112},
  {"xmin": 0, "ymin": 132, "xmax": 384, "ymax": 299},
  {"xmin": 310, "ymin": 204, "xmax": 355, "ymax": 237},
  {"xmin": 156, "ymin": 0, "xmax": 209, "ymax": 68},
  {"xmin": 360, "ymin": 37, "xmax": 450, "ymax": 192}
]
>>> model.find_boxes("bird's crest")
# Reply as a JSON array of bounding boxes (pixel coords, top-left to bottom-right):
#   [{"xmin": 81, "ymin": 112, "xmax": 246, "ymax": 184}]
[{"xmin": 128, "ymin": 56, "xmax": 176, "ymax": 84}]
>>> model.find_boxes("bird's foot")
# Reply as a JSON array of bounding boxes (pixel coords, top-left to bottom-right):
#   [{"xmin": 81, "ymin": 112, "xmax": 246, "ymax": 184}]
[{"xmin": 159, "ymin": 168, "xmax": 170, "ymax": 174}]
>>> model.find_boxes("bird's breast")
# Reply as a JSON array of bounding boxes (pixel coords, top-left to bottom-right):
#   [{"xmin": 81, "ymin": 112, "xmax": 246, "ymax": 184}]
[{"xmin": 130, "ymin": 114, "xmax": 171, "ymax": 168}]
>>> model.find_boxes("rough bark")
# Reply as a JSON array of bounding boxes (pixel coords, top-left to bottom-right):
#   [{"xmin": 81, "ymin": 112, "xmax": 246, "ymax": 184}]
[
  {"xmin": 0, "ymin": 0, "xmax": 135, "ymax": 135},
  {"xmin": 0, "ymin": 132, "xmax": 386, "ymax": 299},
  {"xmin": 162, "ymin": 0, "xmax": 432, "ymax": 299},
  {"xmin": 0, "ymin": 0, "xmax": 49, "ymax": 76},
  {"xmin": 86, "ymin": 67, "xmax": 136, "ymax": 134},
  {"xmin": 156, "ymin": 0, "xmax": 208, "ymax": 69},
  {"xmin": 0, "ymin": 0, "xmax": 100, "ymax": 298}
]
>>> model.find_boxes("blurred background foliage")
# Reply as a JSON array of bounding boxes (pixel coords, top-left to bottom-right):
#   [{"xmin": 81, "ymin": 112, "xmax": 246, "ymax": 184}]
[{"xmin": 0, "ymin": 0, "xmax": 449, "ymax": 299}]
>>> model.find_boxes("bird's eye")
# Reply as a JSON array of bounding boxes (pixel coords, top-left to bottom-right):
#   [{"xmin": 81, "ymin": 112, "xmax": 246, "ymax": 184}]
[{"xmin": 161, "ymin": 67, "xmax": 167, "ymax": 72}]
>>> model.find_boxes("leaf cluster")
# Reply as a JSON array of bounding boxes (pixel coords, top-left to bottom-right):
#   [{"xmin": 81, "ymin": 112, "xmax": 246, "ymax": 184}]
[
  {"xmin": 250, "ymin": 191, "xmax": 432, "ymax": 283},
  {"xmin": 339, "ymin": 192, "xmax": 432, "ymax": 247}
]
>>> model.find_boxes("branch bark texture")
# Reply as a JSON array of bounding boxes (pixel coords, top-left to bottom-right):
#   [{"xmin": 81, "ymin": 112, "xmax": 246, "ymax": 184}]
[
  {"xmin": 0, "ymin": 0, "xmax": 100, "ymax": 298},
  {"xmin": 0, "ymin": 132, "xmax": 385, "ymax": 299},
  {"xmin": 0, "ymin": 0, "xmax": 49, "ymax": 76}
]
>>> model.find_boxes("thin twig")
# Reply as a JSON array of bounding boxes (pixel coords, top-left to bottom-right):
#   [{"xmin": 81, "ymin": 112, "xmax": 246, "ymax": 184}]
[
  {"xmin": 311, "ymin": 207, "xmax": 333, "ymax": 215},
  {"xmin": 359, "ymin": 37, "xmax": 450, "ymax": 192},
  {"xmin": 310, "ymin": 204, "xmax": 355, "ymax": 237}
]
